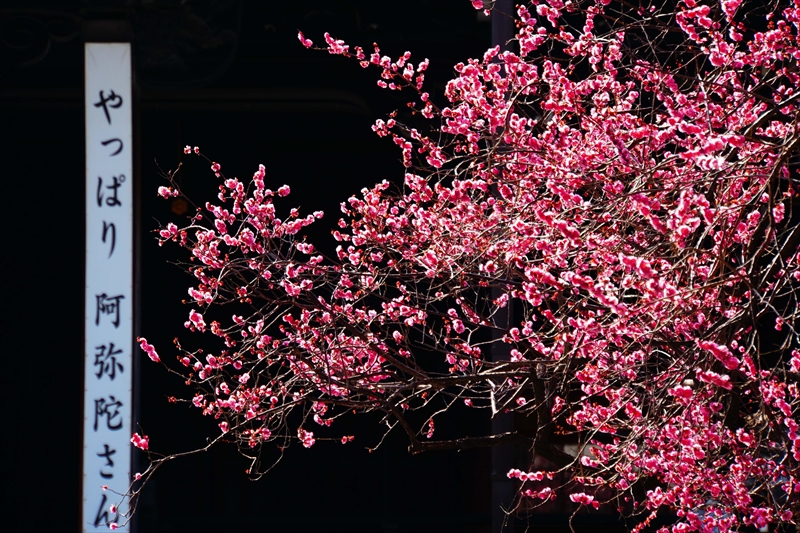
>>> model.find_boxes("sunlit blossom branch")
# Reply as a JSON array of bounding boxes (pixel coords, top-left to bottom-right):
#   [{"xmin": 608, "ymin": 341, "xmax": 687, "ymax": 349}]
[{"xmin": 116, "ymin": 2, "xmax": 800, "ymax": 532}]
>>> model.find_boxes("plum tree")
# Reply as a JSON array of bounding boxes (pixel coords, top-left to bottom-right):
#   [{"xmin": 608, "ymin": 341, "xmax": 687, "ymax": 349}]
[{"xmin": 127, "ymin": 2, "xmax": 800, "ymax": 531}]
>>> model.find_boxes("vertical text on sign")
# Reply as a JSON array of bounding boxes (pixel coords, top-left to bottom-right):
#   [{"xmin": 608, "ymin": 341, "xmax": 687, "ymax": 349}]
[{"xmin": 83, "ymin": 42, "xmax": 133, "ymax": 533}]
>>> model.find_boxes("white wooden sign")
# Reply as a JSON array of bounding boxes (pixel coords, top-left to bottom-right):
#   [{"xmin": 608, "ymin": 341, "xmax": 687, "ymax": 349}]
[{"xmin": 83, "ymin": 42, "xmax": 133, "ymax": 532}]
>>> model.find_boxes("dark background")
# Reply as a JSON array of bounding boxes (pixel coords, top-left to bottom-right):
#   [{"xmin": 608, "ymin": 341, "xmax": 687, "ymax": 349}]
[
  {"xmin": 1, "ymin": 1, "xmax": 495, "ymax": 532},
  {"xmin": 1, "ymin": 1, "xmax": 629, "ymax": 532}
]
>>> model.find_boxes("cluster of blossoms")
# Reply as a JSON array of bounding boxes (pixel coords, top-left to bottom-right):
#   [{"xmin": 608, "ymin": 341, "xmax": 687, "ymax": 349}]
[
  {"xmin": 130, "ymin": 433, "xmax": 149, "ymax": 451},
  {"xmin": 130, "ymin": 1, "xmax": 800, "ymax": 531}
]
